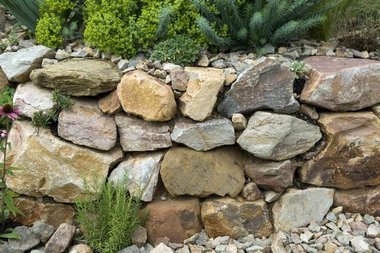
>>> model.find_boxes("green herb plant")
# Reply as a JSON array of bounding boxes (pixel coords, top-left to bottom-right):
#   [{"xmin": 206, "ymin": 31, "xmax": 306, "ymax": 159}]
[
  {"xmin": 150, "ymin": 35, "xmax": 201, "ymax": 65},
  {"xmin": 32, "ymin": 90, "xmax": 72, "ymax": 130},
  {"xmin": 0, "ymin": 0, "xmax": 40, "ymax": 32},
  {"xmin": 289, "ymin": 60, "xmax": 310, "ymax": 79},
  {"xmin": 75, "ymin": 177, "xmax": 142, "ymax": 253}
]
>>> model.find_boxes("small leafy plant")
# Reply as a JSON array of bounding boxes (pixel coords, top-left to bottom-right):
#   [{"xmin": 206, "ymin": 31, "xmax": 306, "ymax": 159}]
[
  {"xmin": 0, "ymin": 103, "xmax": 23, "ymax": 240},
  {"xmin": 289, "ymin": 60, "xmax": 310, "ymax": 79},
  {"xmin": 32, "ymin": 90, "xmax": 72, "ymax": 130},
  {"xmin": 150, "ymin": 35, "xmax": 201, "ymax": 65},
  {"xmin": 75, "ymin": 177, "xmax": 142, "ymax": 253}
]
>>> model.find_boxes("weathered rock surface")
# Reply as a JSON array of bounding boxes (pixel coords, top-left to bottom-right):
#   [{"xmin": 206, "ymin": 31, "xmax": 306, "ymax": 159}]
[
  {"xmin": 117, "ymin": 70, "xmax": 176, "ymax": 121},
  {"xmin": 299, "ymin": 112, "xmax": 380, "ymax": 189},
  {"xmin": 13, "ymin": 82, "xmax": 55, "ymax": 118},
  {"xmin": 0, "ymin": 45, "xmax": 53, "ymax": 82},
  {"xmin": 237, "ymin": 111, "xmax": 322, "ymax": 161},
  {"xmin": 6, "ymin": 121, "xmax": 123, "ymax": 203},
  {"xmin": 301, "ymin": 56, "xmax": 380, "ymax": 111},
  {"xmin": 115, "ymin": 113, "xmax": 172, "ymax": 151},
  {"xmin": 144, "ymin": 198, "xmax": 202, "ymax": 244},
  {"xmin": 241, "ymin": 182, "xmax": 263, "ymax": 201},
  {"xmin": 98, "ymin": 90, "xmax": 122, "ymax": 114},
  {"xmin": 171, "ymin": 118, "xmax": 235, "ymax": 151},
  {"xmin": 218, "ymin": 57, "xmax": 299, "ymax": 117},
  {"xmin": 45, "ymin": 223, "xmax": 76, "ymax": 253},
  {"xmin": 109, "ymin": 152, "xmax": 165, "ymax": 202},
  {"xmin": 334, "ymin": 185, "xmax": 380, "ymax": 216},
  {"xmin": 179, "ymin": 67, "xmax": 225, "ymax": 121},
  {"xmin": 30, "ymin": 59, "xmax": 121, "ymax": 96},
  {"xmin": 32, "ymin": 221, "xmax": 55, "ymax": 243},
  {"xmin": 201, "ymin": 197, "xmax": 273, "ymax": 239},
  {"xmin": 373, "ymin": 104, "xmax": 380, "ymax": 118},
  {"xmin": 13, "ymin": 197, "xmax": 75, "ymax": 229},
  {"xmin": 273, "ymin": 188, "xmax": 334, "ymax": 232},
  {"xmin": 69, "ymin": 244, "xmax": 93, "ymax": 253},
  {"xmin": 58, "ymin": 99, "xmax": 117, "ymax": 151},
  {"xmin": 244, "ymin": 157, "xmax": 297, "ymax": 192},
  {"xmin": 0, "ymin": 226, "xmax": 40, "ymax": 252},
  {"xmin": 0, "ymin": 66, "xmax": 8, "ymax": 90},
  {"xmin": 160, "ymin": 147, "xmax": 245, "ymax": 197}
]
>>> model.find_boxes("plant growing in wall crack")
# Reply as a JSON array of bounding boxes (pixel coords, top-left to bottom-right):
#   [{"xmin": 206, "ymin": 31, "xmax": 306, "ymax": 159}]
[{"xmin": 0, "ymin": 103, "xmax": 23, "ymax": 240}]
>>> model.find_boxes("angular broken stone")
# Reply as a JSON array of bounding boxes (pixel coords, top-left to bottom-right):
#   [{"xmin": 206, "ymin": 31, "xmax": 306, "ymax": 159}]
[
  {"xmin": 301, "ymin": 56, "xmax": 380, "ymax": 111},
  {"xmin": 201, "ymin": 197, "xmax": 273, "ymax": 239},
  {"xmin": 237, "ymin": 111, "xmax": 322, "ymax": 161},
  {"xmin": 115, "ymin": 113, "xmax": 172, "ymax": 151},
  {"xmin": 45, "ymin": 223, "xmax": 76, "ymax": 253},
  {"xmin": 109, "ymin": 152, "xmax": 165, "ymax": 202},
  {"xmin": 144, "ymin": 198, "xmax": 202, "ymax": 244},
  {"xmin": 6, "ymin": 121, "xmax": 123, "ymax": 203},
  {"xmin": 98, "ymin": 90, "xmax": 122, "ymax": 114},
  {"xmin": 272, "ymin": 188, "xmax": 334, "ymax": 232},
  {"xmin": 179, "ymin": 67, "xmax": 225, "ymax": 121},
  {"xmin": 0, "ymin": 45, "xmax": 54, "ymax": 82},
  {"xmin": 218, "ymin": 57, "xmax": 299, "ymax": 117},
  {"xmin": 30, "ymin": 59, "xmax": 121, "ymax": 96},
  {"xmin": 171, "ymin": 118, "xmax": 235, "ymax": 151},
  {"xmin": 117, "ymin": 70, "xmax": 177, "ymax": 121},
  {"xmin": 13, "ymin": 82, "xmax": 55, "ymax": 118},
  {"xmin": 299, "ymin": 112, "xmax": 380, "ymax": 189},
  {"xmin": 160, "ymin": 147, "xmax": 245, "ymax": 198},
  {"xmin": 58, "ymin": 99, "xmax": 117, "ymax": 151}
]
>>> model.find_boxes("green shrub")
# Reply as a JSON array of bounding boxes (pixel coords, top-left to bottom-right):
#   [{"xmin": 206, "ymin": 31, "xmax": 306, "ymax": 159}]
[
  {"xmin": 150, "ymin": 35, "xmax": 201, "ymax": 65},
  {"xmin": 0, "ymin": 0, "xmax": 40, "ymax": 32},
  {"xmin": 83, "ymin": 0, "xmax": 139, "ymax": 57},
  {"xmin": 136, "ymin": 0, "xmax": 206, "ymax": 50},
  {"xmin": 35, "ymin": 0, "xmax": 77, "ymax": 48},
  {"xmin": 75, "ymin": 178, "xmax": 142, "ymax": 253},
  {"xmin": 192, "ymin": 0, "xmax": 338, "ymax": 48}
]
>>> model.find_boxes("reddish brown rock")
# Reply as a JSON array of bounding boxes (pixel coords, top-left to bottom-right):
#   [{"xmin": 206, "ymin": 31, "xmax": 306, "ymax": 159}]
[
  {"xmin": 98, "ymin": 90, "xmax": 121, "ymax": 114},
  {"xmin": 117, "ymin": 70, "xmax": 177, "ymax": 121},
  {"xmin": 13, "ymin": 197, "xmax": 75, "ymax": 229},
  {"xmin": 144, "ymin": 198, "xmax": 202, "ymax": 244},
  {"xmin": 201, "ymin": 197, "xmax": 273, "ymax": 239},
  {"xmin": 334, "ymin": 185, "xmax": 380, "ymax": 216},
  {"xmin": 301, "ymin": 56, "xmax": 380, "ymax": 111},
  {"xmin": 299, "ymin": 112, "xmax": 380, "ymax": 189},
  {"xmin": 244, "ymin": 157, "xmax": 297, "ymax": 192},
  {"xmin": 0, "ymin": 66, "xmax": 8, "ymax": 90}
]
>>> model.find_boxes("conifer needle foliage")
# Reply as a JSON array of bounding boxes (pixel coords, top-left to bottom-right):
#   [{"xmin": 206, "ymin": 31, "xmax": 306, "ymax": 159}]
[{"xmin": 192, "ymin": 0, "xmax": 340, "ymax": 48}]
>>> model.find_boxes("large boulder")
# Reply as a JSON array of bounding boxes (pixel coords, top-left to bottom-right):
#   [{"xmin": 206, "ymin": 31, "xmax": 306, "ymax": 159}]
[
  {"xmin": 0, "ymin": 45, "xmax": 54, "ymax": 82},
  {"xmin": 218, "ymin": 57, "xmax": 299, "ymax": 117},
  {"xmin": 5, "ymin": 121, "xmax": 123, "ymax": 203},
  {"xmin": 299, "ymin": 112, "xmax": 380, "ymax": 189},
  {"xmin": 300, "ymin": 56, "xmax": 380, "ymax": 111},
  {"xmin": 58, "ymin": 99, "xmax": 117, "ymax": 151},
  {"xmin": 272, "ymin": 188, "xmax": 334, "ymax": 232},
  {"xmin": 237, "ymin": 111, "xmax": 322, "ymax": 161},
  {"xmin": 115, "ymin": 113, "xmax": 172, "ymax": 151},
  {"xmin": 144, "ymin": 198, "xmax": 202, "ymax": 244},
  {"xmin": 13, "ymin": 197, "xmax": 75, "ymax": 229},
  {"xmin": 117, "ymin": 70, "xmax": 176, "ymax": 121},
  {"xmin": 160, "ymin": 147, "xmax": 245, "ymax": 198},
  {"xmin": 171, "ymin": 118, "xmax": 235, "ymax": 151},
  {"xmin": 30, "ymin": 59, "xmax": 121, "ymax": 96},
  {"xmin": 201, "ymin": 197, "xmax": 273, "ymax": 239},
  {"xmin": 109, "ymin": 152, "xmax": 165, "ymax": 202},
  {"xmin": 179, "ymin": 67, "xmax": 225, "ymax": 121},
  {"xmin": 334, "ymin": 185, "xmax": 380, "ymax": 216},
  {"xmin": 13, "ymin": 82, "xmax": 55, "ymax": 118},
  {"xmin": 244, "ymin": 157, "xmax": 297, "ymax": 192}
]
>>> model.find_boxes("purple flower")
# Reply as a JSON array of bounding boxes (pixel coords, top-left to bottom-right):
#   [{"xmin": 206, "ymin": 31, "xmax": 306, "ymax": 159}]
[
  {"xmin": 0, "ymin": 130, "xmax": 6, "ymax": 138},
  {"xmin": 0, "ymin": 104, "xmax": 21, "ymax": 121}
]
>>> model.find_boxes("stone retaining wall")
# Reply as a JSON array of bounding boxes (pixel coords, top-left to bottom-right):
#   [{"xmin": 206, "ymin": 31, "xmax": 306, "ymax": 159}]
[{"xmin": 1, "ymin": 45, "xmax": 379, "ymax": 244}]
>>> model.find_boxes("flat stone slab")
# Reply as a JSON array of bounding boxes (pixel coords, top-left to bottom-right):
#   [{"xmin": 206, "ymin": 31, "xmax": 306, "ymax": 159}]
[
  {"xmin": 301, "ymin": 56, "xmax": 380, "ymax": 111},
  {"xmin": 30, "ymin": 59, "xmax": 121, "ymax": 96},
  {"xmin": 0, "ymin": 45, "xmax": 53, "ymax": 82}
]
